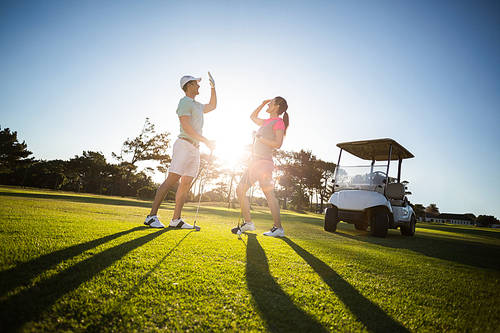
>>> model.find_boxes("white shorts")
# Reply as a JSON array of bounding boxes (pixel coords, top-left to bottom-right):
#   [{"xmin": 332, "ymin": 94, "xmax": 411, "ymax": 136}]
[{"xmin": 169, "ymin": 138, "xmax": 200, "ymax": 178}]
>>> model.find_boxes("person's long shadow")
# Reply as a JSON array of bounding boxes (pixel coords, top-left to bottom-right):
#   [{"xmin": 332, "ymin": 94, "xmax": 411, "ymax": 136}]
[
  {"xmin": 0, "ymin": 226, "xmax": 147, "ymax": 298},
  {"xmin": 281, "ymin": 237, "xmax": 408, "ymax": 333},
  {"xmin": 83, "ymin": 230, "xmax": 195, "ymax": 331},
  {"xmin": 246, "ymin": 234, "xmax": 327, "ymax": 332},
  {"xmin": 120, "ymin": 231, "xmax": 193, "ymax": 301},
  {"xmin": 335, "ymin": 230, "xmax": 500, "ymax": 271},
  {"xmin": 0, "ymin": 228, "xmax": 169, "ymax": 332}
]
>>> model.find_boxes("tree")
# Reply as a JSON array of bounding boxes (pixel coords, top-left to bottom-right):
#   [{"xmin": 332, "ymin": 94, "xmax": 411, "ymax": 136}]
[
  {"xmin": 315, "ymin": 159, "xmax": 336, "ymax": 212},
  {"xmin": 23, "ymin": 160, "xmax": 67, "ymax": 190},
  {"xmin": 113, "ymin": 118, "xmax": 171, "ymax": 172},
  {"xmin": 213, "ymin": 181, "xmax": 228, "ymax": 202},
  {"xmin": 0, "ymin": 127, "xmax": 33, "ymax": 184},
  {"xmin": 476, "ymin": 215, "xmax": 498, "ymax": 227},
  {"xmin": 191, "ymin": 154, "xmax": 220, "ymax": 201},
  {"xmin": 413, "ymin": 204, "xmax": 426, "ymax": 220},
  {"xmin": 274, "ymin": 150, "xmax": 313, "ymax": 211},
  {"xmin": 425, "ymin": 203, "xmax": 440, "ymax": 216},
  {"xmin": 66, "ymin": 151, "xmax": 108, "ymax": 193},
  {"xmin": 219, "ymin": 168, "xmax": 241, "ymax": 208}
]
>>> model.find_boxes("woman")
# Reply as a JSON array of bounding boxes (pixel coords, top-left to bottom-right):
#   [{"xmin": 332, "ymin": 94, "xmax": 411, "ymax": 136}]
[{"xmin": 232, "ymin": 97, "xmax": 289, "ymax": 237}]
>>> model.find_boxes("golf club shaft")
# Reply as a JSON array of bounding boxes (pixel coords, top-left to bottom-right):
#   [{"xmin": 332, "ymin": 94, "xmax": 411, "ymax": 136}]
[{"xmin": 193, "ymin": 150, "xmax": 213, "ymax": 223}]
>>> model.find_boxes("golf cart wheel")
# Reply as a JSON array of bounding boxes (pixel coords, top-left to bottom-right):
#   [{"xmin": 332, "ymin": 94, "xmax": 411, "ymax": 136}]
[
  {"xmin": 354, "ymin": 223, "xmax": 368, "ymax": 231},
  {"xmin": 370, "ymin": 210, "xmax": 389, "ymax": 237},
  {"xmin": 400, "ymin": 215, "xmax": 416, "ymax": 236},
  {"xmin": 324, "ymin": 207, "xmax": 339, "ymax": 232}
]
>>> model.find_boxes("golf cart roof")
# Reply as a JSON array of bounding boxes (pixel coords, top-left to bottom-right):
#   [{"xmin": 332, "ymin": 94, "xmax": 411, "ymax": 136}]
[{"xmin": 337, "ymin": 138, "xmax": 414, "ymax": 161}]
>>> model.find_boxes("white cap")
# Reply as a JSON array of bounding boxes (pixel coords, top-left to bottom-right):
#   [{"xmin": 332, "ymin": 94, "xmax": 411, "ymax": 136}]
[{"xmin": 180, "ymin": 75, "xmax": 201, "ymax": 89}]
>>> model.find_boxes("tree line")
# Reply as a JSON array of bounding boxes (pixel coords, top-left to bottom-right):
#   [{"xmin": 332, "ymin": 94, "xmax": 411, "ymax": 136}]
[
  {"xmin": 0, "ymin": 121, "xmax": 337, "ymax": 212},
  {"xmin": 2, "ymin": 122, "xmax": 499, "ymax": 221}
]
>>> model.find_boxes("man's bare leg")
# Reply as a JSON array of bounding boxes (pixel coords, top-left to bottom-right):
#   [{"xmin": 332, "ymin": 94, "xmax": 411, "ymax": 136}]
[
  {"xmin": 172, "ymin": 175, "xmax": 194, "ymax": 220},
  {"xmin": 149, "ymin": 173, "xmax": 181, "ymax": 216}
]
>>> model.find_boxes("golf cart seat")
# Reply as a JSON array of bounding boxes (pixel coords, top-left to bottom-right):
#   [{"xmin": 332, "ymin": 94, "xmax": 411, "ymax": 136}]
[{"xmin": 386, "ymin": 183, "xmax": 405, "ymax": 206}]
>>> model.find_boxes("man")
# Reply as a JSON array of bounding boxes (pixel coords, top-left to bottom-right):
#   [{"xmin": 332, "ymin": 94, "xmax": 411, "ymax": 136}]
[{"xmin": 144, "ymin": 72, "xmax": 216, "ymax": 229}]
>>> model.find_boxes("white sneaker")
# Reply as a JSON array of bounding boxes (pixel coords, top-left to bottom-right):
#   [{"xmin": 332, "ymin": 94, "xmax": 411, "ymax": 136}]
[
  {"xmin": 240, "ymin": 221, "xmax": 256, "ymax": 232},
  {"xmin": 144, "ymin": 215, "xmax": 165, "ymax": 228},
  {"xmin": 263, "ymin": 226, "xmax": 285, "ymax": 237},
  {"xmin": 170, "ymin": 218, "xmax": 197, "ymax": 230},
  {"xmin": 231, "ymin": 221, "xmax": 255, "ymax": 235}
]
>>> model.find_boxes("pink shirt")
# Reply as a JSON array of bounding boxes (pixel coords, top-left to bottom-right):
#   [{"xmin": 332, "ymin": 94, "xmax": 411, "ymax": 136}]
[{"xmin": 262, "ymin": 117, "xmax": 285, "ymax": 131}]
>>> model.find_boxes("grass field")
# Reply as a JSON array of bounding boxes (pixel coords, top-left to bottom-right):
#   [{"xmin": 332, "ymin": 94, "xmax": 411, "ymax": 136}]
[{"xmin": 1, "ymin": 186, "xmax": 499, "ymax": 332}]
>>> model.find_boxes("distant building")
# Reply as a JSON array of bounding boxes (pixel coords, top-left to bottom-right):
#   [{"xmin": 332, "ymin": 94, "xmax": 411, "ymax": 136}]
[{"xmin": 420, "ymin": 213, "xmax": 476, "ymax": 225}]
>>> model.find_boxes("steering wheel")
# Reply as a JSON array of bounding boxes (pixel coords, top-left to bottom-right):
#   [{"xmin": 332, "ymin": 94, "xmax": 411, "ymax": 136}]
[{"xmin": 368, "ymin": 171, "xmax": 387, "ymax": 183}]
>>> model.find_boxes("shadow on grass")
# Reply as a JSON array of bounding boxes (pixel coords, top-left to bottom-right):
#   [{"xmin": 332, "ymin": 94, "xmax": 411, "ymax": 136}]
[
  {"xmin": 121, "ymin": 231, "xmax": 193, "ymax": 301},
  {"xmin": 417, "ymin": 224, "xmax": 500, "ymax": 239},
  {"xmin": 282, "ymin": 237, "xmax": 408, "ymax": 333},
  {"xmin": 0, "ymin": 226, "xmax": 147, "ymax": 298},
  {"xmin": 0, "ymin": 191, "xmax": 156, "ymax": 209},
  {"xmin": 0, "ymin": 228, "xmax": 169, "ymax": 332},
  {"xmin": 246, "ymin": 234, "xmax": 327, "ymax": 332},
  {"xmin": 335, "ymin": 229, "xmax": 500, "ymax": 271},
  {"xmin": 83, "ymin": 230, "xmax": 195, "ymax": 331}
]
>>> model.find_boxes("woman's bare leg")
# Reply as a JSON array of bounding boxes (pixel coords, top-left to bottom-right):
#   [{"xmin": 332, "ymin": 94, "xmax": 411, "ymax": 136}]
[
  {"xmin": 236, "ymin": 180, "xmax": 252, "ymax": 222},
  {"xmin": 261, "ymin": 180, "xmax": 282, "ymax": 229}
]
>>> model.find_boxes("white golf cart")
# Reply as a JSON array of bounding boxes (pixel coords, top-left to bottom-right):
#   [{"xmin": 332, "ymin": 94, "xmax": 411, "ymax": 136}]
[{"xmin": 324, "ymin": 138, "xmax": 416, "ymax": 237}]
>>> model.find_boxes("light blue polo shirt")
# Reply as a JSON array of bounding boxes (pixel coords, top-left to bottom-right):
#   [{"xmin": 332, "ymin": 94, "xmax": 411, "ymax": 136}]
[{"xmin": 176, "ymin": 96, "xmax": 204, "ymax": 145}]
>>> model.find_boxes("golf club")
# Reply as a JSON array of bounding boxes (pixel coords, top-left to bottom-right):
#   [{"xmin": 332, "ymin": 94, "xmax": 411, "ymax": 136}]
[{"xmin": 192, "ymin": 149, "xmax": 213, "ymax": 231}]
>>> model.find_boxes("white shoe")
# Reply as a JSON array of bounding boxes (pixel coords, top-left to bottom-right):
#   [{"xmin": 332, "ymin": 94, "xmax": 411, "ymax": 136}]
[
  {"xmin": 144, "ymin": 215, "xmax": 165, "ymax": 228},
  {"xmin": 170, "ymin": 218, "xmax": 197, "ymax": 230},
  {"xmin": 240, "ymin": 221, "xmax": 256, "ymax": 232},
  {"xmin": 263, "ymin": 226, "xmax": 285, "ymax": 237},
  {"xmin": 231, "ymin": 221, "xmax": 255, "ymax": 235}
]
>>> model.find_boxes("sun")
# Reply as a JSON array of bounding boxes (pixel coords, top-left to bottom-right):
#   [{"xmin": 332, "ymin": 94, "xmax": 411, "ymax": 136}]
[
  {"xmin": 210, "ymin": 131, "xmax": 251, "ymax": 171},
  {"xmin": 202, "ymin": 108, "xmax": 257, "ymax": 170}
]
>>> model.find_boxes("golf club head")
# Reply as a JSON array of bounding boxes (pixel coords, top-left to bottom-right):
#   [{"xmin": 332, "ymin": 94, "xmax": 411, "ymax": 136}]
[
  {"xmin": 193, "ymin": 221, "xmax": 201, "ymax": 232},
  {"xmin": 231, "ymin": 226, "xmax": 242, "ymax": 235}
]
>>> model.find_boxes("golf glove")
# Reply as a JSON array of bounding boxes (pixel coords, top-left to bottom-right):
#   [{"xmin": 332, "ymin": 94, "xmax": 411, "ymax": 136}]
[{"xmin": 208, "ymin": 71, "xmax": 215, "ymax": 88}]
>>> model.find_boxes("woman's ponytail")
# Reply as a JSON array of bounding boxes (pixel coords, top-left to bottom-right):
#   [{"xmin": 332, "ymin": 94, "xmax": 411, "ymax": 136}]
[
  {"xmin": 274, "ymin": 96, "xmax": 289, "ymax": 135},
  {"xmin": 282, "ymin": 111, "xmax": 289, "ymax": 135}
]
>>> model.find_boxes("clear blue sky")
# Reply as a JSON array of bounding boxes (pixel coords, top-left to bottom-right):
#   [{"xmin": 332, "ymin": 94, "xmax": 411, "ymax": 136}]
[{"xmin": 1, "ymin": 0, "xmax": 499, "ymax": 217}]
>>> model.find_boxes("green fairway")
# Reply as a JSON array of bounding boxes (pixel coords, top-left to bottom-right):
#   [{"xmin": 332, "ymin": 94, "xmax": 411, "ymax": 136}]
[{"xmin": 0, "ymin": 186, "xmax": 499, "ymax": 332}]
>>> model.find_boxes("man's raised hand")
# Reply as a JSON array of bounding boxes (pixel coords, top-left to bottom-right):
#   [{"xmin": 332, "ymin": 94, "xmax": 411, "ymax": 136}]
[{"xmin": 208, "ymin": 72, "xmax": 215, "ymax": 88}]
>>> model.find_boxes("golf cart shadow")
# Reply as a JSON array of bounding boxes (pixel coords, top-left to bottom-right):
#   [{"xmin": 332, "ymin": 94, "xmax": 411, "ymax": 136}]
[{"xmin": 334, "ymin": 226, "xmax": 500, "ymax": 271}]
